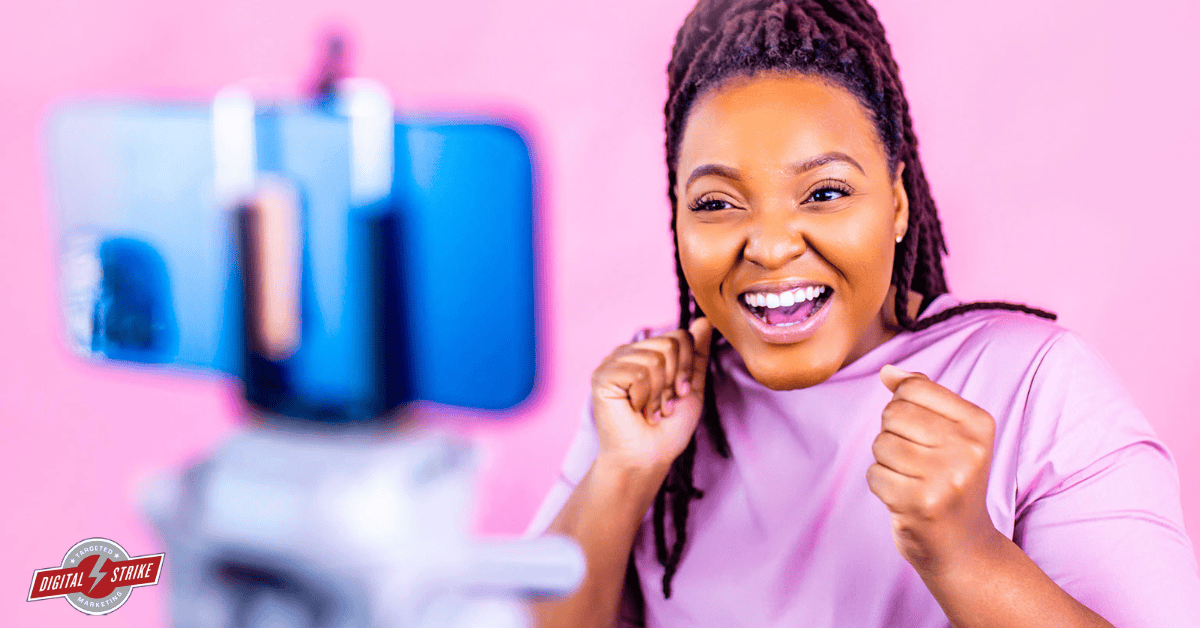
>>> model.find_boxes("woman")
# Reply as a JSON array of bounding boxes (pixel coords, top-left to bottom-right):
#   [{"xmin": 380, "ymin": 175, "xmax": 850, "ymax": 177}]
[{"xmin": 530, "ymin": 0, "xmax": 1200, "ymax": 626}]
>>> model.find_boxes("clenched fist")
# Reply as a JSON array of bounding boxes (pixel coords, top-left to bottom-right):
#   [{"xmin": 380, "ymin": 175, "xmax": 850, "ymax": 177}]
[
  {"xmin": 590, "ymin": 318, "xmax": 714, "ymax": 476},
  {"xmin": 868, "ymin": 364, "xmax": 999, "ymax": 577}
]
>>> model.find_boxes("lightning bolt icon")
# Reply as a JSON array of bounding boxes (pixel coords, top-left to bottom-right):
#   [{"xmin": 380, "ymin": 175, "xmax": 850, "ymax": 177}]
[{"xmin": 87, "ymin": 556, "xmax": 108, "ymax": 594}]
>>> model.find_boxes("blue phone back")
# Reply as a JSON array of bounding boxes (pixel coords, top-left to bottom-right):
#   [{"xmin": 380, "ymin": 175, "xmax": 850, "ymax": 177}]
[{"xmin": 46, "ymin": 102, "xmax": 537, "ymax": 415}]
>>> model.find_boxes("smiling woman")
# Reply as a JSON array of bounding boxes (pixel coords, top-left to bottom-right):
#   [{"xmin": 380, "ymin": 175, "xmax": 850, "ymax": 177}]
[
  {"xmin": 527, "ymin": 1, "xmax": 1200, "ymax": 627},
  {"xmin": 675, "ymin": 74, "xmax": 909, "ymax": 389}
]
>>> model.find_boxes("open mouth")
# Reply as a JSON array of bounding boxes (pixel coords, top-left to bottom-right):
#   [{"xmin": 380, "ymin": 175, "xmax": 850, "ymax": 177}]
[{"xmin": 740, "ymin": 285, "xmax": 833, "ymax": 327}]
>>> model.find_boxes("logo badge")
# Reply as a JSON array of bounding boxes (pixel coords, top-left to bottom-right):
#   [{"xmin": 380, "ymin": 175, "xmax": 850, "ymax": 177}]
[{"xmin": 28, "ymin": 538, "xmax": 164, "ymax": 615}]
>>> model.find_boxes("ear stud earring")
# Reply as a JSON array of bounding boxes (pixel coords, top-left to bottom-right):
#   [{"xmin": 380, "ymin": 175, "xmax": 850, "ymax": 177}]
[{"xmin": 895, "ymin": 234, "xmax": 904, "ymax": 243}]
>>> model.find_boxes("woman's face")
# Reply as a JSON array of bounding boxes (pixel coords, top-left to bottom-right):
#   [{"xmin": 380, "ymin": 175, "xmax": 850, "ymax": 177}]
[{"xmin": 675, "ymin": 73, "xmax": 909, "ymax": 390}]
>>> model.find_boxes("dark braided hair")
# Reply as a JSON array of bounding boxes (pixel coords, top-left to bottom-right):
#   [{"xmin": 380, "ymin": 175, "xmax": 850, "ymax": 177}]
[{"xmin": 649, "ymin": 0, "xmax": 1056, "ymax": 600}]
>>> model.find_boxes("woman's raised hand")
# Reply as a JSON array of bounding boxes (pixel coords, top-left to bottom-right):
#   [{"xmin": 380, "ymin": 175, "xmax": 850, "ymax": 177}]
[
  {"xmin": 590, "ymin": 318, "xmax": 714, "ymax": 475},
  {"xmin": 531, "ymin": 318, "xmax": 714, "ymax": 628},
  {"xmin": 869, "ymin": 364, "xmax": 1002, "ymax": 577}
]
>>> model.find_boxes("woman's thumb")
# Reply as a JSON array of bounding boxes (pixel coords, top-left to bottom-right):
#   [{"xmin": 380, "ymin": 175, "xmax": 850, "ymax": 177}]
[{"xmin": 687, "ymin": 317, "xmax": 714, "ymax": 390}]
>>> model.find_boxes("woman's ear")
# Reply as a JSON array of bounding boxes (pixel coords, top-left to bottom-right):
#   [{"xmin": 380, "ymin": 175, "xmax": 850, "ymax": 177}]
[{"xmin": 892, "ymin": 161, "xmax": 909, "ymax": 240}]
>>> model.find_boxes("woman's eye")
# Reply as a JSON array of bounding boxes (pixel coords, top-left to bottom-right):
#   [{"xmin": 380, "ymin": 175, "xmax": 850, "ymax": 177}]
[
  {"xmin": 808, "ymin": 186, "xmax": 850, "ymax": 203},
  {"xmin": 688, "ymin": 197, "xmax": 733, "ymax": 212}
]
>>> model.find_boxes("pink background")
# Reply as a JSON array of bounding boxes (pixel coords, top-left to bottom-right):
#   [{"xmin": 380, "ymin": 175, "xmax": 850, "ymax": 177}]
[{"xmin": 3, "ymin": 0, "xmax": 1198, "ymax": 625}]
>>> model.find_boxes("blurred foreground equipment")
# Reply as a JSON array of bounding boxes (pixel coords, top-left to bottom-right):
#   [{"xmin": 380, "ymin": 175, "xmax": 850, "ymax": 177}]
[
  {"xmin": 45, "ymin": 39, "xmax": 582, "ymax": 628},
  {"xmin": 140, "ymin": 425, "xmax": 582, "ymax": 628}
]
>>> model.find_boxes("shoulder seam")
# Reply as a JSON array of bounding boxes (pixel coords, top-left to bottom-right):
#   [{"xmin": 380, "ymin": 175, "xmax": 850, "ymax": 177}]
[{"xmin": 1014, "ymin": 329, "xmax": 1071, "ymax": 515}]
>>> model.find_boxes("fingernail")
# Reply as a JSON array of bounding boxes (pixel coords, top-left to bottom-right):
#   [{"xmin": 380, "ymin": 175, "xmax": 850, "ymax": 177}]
[
  {"xmin": 678, "ymin": 379, "xmax": 691, "ymax": 397},
  {"xmin": 882, "ymin": 364, "xmax": 913, "ymax": 378},
  {"xmin": 664, "ymin": 398, "xmax": 676, "ymax": 415}
]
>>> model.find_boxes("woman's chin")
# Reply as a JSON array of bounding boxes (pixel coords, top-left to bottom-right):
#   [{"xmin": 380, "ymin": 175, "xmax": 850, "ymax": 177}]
[{"xmin": 741, "ymin": 350, "xmax": 842, "ymax": 391}]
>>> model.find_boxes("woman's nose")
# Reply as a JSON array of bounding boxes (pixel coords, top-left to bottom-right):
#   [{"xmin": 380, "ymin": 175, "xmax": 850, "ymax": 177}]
[{"xmin": 742, "ymin": 210, "xmax": 807, "ymax": 270}]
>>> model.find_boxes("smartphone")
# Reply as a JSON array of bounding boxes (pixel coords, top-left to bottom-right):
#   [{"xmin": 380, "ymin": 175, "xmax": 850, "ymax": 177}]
[{"xmin": 45, "ymin": 93, "xmax": 537, "ymax": 419}]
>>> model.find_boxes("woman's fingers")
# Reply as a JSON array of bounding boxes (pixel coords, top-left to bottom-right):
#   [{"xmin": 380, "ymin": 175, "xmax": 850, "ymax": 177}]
[
  {"xmin": 604, "ymin": 348, "xmax": 672, "ymax": 422},
  {"xmin": 618, "ymin": 319, "xmax": 713, "ymax": 416},
  {"xmin": 661, "ymin": 329, "xmax": 693, "ymax": 399},
  {"xmin": 631, "ymin": 335, "xmax": 682, "ymax": 417},
  {"xmin": 866, "ymin": 462, "xmax": 924, "ymax": 513},
  {"xmin": 871, "ymin": 430, "xmax": 934, "ymax": 479},
  {"xmin": 591, "ymin": 318, "xmax": 714, "ymax": 425},
  {"xmin": 881, "ymin": 399, "xmax": 946, "ymax": 448},
  {"xmin": 587, "ymin": 319, "xmax": 716, "ymax": 471},
  {"xmin": 616, "ymin": 348, "xmax": 670, "ymax": 420},
  {"xmin": 881, "ymin": 365, "xmax": 987, "ymax": 427},
  {"xmin": 872, "ymin": 366, "xmax": 1001, "ymax": 574},
  {"xmin": 592, "ymin": 361, "xmax": 649, "ymax": 412}
]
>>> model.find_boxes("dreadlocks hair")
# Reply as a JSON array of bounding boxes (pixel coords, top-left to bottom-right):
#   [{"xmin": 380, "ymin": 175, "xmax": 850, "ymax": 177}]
[{"xmin": 649, "ymin": 0, "xmax": 1057, "ymax": 600}]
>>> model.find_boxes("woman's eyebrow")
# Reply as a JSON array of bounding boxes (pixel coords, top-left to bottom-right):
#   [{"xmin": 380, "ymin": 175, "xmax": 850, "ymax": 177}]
[
  {"xmin": 684, "ymin": 151, "xmax": 865, "ymax": 191},
  {"xmin": 788, "ymin": 151, "xmax": 865, "ymax": 176}
]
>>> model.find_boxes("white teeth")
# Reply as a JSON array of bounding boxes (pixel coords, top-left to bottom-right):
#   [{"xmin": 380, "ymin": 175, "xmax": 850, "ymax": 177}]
[{"xmin": 743, "ymin": 285, "xmax": 829, "ymax": 309}]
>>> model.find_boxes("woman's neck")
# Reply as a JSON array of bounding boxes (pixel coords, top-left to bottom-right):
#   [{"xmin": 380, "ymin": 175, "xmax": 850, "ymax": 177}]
[{"xmin": 841, "ymin": 287, "xmax": 925, "ymax": 369}]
